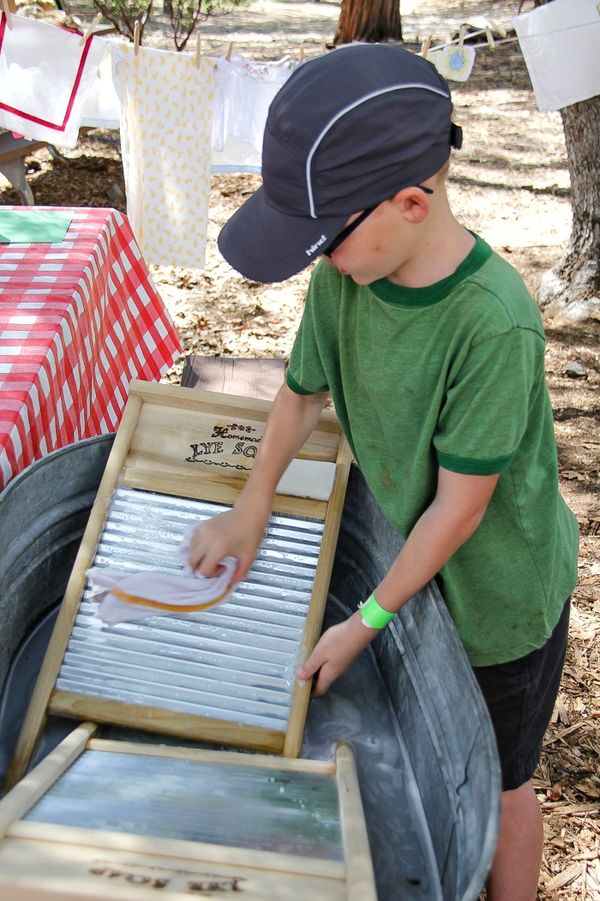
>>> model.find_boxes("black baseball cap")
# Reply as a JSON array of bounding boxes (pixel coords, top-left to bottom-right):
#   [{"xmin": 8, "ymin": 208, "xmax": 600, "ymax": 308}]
[{"xmin": 218, "ymin": 43, "xmax": 463, "ymax": 283}]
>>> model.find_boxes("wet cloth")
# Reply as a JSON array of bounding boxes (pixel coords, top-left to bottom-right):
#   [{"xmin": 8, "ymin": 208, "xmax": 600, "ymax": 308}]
[
  {"xmin": 0, "ymin": 13, "xmax": 104, "ymax": 147},
  {"xmin": 87, "ymin": 534, "xmax": 237, "ymax": 623},
  {"xmin": 211, "ymin": 53, "xmax": 294, "ymax": 171},
  {"xmin": 112, "ymin": 42, "xmax": 215, "ymax": 268}
]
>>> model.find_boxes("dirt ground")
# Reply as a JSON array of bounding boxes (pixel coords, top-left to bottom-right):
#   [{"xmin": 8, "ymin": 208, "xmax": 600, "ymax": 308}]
[{"xmin": 2, "ymin": 0, "xmax": 599, "ymax": 896}]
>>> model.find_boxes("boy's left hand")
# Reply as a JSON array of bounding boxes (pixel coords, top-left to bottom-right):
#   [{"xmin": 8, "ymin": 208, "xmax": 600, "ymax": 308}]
[{"xmin": 297, "ymin": 612, "xmax": 377, "ymax": 697}]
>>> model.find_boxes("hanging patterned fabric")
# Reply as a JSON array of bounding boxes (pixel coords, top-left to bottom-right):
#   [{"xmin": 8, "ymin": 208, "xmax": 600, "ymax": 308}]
[
  {"xmin": 0, "ymin": 12, "xmax": 104, "ymax": 147},
  {"xmin": 112, "ymin": 42, "xmax": 215, "ymax": 269}
]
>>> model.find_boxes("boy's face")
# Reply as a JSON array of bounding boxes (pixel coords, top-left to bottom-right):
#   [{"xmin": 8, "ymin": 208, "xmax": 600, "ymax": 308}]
[
  {"xmin": 323, "ymin": 206, "xmax": 394, "ymax": 285},
  {"xmin": 322, "ymin": 186, "xmax": 431, "ymax": 286}
]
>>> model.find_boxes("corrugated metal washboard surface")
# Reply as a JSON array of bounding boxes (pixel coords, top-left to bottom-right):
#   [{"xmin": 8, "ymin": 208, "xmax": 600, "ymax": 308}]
[
  {"xmin": 55, "ymin": 488, "xmax": 324, "ymax": 733},
  {"xmin": 23, "ymin": 749, "xmax": 344, "ymax": 860}
]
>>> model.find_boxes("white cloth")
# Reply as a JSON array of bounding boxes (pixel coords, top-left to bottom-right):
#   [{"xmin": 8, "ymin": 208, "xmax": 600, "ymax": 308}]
[
  {"xmin": 87, "ymin": 539, "xmax": 237, "ymax": 624},
  {"xmin": 513, "ymin": 0, "xmax": 600, "ymax": 112},
  {"xmin": 80, "ymin": 38, "xmax": 121, "ymax": 128},
  {"xmin": 211, "ymin": 54, "xmax": 294, "ymax": 171},
  {"xmin": 112, "ymin": 42, "xmax": 215, "ymax": 268},
  {"xmin": 0, "ymin": 14, "xmax": 105, "ymax": 147}
]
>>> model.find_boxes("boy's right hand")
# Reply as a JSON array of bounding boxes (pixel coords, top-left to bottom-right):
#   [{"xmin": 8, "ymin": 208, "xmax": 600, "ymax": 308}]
[
  {"xmin": 186, "ymin": 386, "xmax": 327, "ymax": 585},
  {"xmin": 187, "ymin": 502, "xmax": 271, "ymax": 583}
]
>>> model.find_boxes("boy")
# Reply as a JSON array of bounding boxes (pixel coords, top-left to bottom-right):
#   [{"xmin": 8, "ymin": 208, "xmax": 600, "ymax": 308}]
[{"xmin": 188, "ymin": 44, "xmax": 579, "ymax": 900}]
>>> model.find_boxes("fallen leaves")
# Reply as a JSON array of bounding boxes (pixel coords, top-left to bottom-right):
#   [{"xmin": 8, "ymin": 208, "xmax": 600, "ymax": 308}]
[{"xmin": 561, "ymin": 470, "xmax": 588, "ymax": 482}]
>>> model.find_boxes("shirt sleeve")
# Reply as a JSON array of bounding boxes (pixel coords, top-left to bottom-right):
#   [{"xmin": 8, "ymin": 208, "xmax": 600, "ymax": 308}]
[
  {"xmin": 286, "ymin": 275, "xmax": 330, "ymax": 396},
  {"xmin": 433, "ymin": 327, "xmax": 544, "ymax": 475}
]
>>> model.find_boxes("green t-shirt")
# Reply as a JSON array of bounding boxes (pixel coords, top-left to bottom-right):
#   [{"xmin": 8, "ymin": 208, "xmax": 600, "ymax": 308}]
[{"xmin": 286, "ymin": 235, "xmax": 579, "ymax": 666}]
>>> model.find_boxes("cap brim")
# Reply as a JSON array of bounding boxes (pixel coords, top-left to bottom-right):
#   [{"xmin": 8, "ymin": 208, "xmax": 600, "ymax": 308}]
[{"xmin": 217, "ymin": 186, "xmax": 349, "ymax": 283}]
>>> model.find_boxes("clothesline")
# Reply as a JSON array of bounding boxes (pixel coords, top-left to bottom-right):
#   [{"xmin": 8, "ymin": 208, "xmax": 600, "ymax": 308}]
[
  {"xmin": 0, "ymin": 13, "xmax": 297, "ymax": 268},
  {"xmin": 1, "ymin": 1, "xmax": 596, "ymax": 268}
]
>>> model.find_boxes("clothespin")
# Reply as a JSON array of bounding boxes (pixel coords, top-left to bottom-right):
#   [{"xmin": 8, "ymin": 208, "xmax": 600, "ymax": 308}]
[
  {"xmin": 420, "ymin": 35, "xmax": 433, "ymax": 60},
  {"xmin": 485, "ymin": 25, "xmax": 495, "ymax": 50},
  {"xmin": 226, "ymin": 41, "xmax": 234, "ymax": 61},
  {"xmin": 299, "ymin": 43, "xmax": 305, "ymax": 63},
  {"xmin": 1, "ymin": 0, "xmax": 13, "ymax": 30},
  {"xmin": 488, "ymin": 19, "xmax": 506, "ymax": 39},
  {"xmin": 80, "ymin": 12, "xmax": 101, "ymax": 46},
  {"xmin": 195, "ymin": 32, "xmax": 201, "ymax": 68},
  {"xmin": 133, "ymin": 19, "xmax": 141, "ymax": 56},
  {"xmin": 458, "ymin": 24, "xmax": 467, "ymax": 52}
]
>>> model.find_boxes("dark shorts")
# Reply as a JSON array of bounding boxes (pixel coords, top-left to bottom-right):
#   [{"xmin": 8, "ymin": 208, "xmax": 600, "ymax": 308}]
[{"xmin": 472, "ymin": 599, "xmax": 570, "ymax": 792}]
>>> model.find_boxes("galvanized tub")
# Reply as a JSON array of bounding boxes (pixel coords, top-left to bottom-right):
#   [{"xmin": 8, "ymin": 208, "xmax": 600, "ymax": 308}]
[{"xmin": 0, "ymin": 437, "xmax": 500, "ymax": 901}]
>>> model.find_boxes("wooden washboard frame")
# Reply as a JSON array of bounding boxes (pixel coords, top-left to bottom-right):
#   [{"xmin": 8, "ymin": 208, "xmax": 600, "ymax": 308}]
[
  {"xmin": 0, "ymin": 724, "xmax": 376, "ymax": 900},
  {"xmin": 7, "ymin": 381, "xmax": 351, "ymax": 789}
]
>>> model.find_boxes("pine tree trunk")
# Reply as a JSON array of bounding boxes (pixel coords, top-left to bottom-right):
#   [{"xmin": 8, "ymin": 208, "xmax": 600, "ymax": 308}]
[
  {"xmin": 539, "ymin": 94, "xmax": 600, "ymax": 320},
  {"xmin": 334, "ymin": 0, "xmax": 402, "ymax": 46}
]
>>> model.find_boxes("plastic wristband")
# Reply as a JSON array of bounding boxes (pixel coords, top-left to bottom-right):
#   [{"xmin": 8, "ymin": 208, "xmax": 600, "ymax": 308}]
[{"xmin": 358, "ymin": 592, "xmax": 395, "ymax": 630}]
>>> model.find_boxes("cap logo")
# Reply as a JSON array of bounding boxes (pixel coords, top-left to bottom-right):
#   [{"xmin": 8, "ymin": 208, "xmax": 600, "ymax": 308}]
[
  {"xmin": 305, "ymin": 235, "xmax": 327, "ymax": 257},
  {"xmin": 305, "ymin": 83, "xmax": 450, "ymax": 218}
]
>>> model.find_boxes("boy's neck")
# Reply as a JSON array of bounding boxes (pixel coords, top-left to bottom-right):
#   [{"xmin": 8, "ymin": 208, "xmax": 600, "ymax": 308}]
[{"xmin": 387, "ymin": 211, "xmax": 476, "ymax": 290}]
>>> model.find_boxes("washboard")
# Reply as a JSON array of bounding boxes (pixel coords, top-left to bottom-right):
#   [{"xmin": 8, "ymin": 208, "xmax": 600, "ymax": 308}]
[
  {"xmin": 8, "ymin": 381, "xmax": 351, "ymax": 788},
  {"xmin": 0, "ymin": 724, "xmax": 376, "ymax": 901}
]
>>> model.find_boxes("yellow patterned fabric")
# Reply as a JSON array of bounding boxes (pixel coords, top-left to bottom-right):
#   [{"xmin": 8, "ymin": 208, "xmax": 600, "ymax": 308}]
[{"xmin": 112, "ymin": 43, "xmax": 215, "ymax": 268}]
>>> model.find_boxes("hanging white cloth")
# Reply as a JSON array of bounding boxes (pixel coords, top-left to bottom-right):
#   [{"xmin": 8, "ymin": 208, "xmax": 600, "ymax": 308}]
[
  {"xmin": 0, "ymin": 13, "xmax": 105, "ymax": 147},
  {"xmin": 211, "ymin": 53, "xmax": 295, "ymax": 172},
  {"xmin": 512, "ymin": 0, "xmax": 600, "ymax": 112},
  {"xmin": 80, "ymin": 38, "xmax": 121, "ymax": 128},
  {"xmin": 112, "ymin": 42, "xmax": 215, "ymax": 268}
]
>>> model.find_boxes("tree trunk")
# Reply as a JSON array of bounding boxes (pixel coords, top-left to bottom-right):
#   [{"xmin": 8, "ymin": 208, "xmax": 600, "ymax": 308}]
[
  {"xmin": 334, "ymin": 0, "xmax": 402, "ymax": 46},
  {"xmin": 538, "ymin": 94, "xmax": 600, "ymax": 320}
]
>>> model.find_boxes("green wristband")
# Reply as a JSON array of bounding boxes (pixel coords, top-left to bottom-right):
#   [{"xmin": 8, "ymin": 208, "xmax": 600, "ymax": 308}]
[{"xmin": 358, "ymin": 593, "xmax": 395, "ymax": 630}]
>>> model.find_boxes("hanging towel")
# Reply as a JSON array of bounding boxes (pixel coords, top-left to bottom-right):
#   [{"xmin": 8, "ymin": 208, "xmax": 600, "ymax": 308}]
[
  {"xmin": 87, "ymin": 542, "xmax": 237, "ymax": 624},
  {"xmin": 0, "ymin": 13, "xmax": 105, "ymax": 147},
  {"xmin": 512, "ymin": 0, "xmax": 600, "ymax": 112},
  {"xmin": 211, "ymin": 53, "xmax": 294, "ymax": 172},
  {"xmin": 80, "ymin": 38, "xmax": 121, "ymax": 129},
  {"xmin": 112, "ymin": 42, "xmax": 215, "ymax": 269}
]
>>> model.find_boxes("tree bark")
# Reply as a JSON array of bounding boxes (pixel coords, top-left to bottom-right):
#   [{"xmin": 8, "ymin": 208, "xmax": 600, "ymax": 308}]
[
  {"xmin": 334, "ymin": 0, "xmax": 402, "ymax": 46},
  {"xmin": 538, "ymin": 94, "xmax": 600, "ymax": 320}
]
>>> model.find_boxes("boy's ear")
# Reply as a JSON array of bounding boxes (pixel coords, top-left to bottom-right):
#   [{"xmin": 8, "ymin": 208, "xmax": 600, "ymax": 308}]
[{"xmin": 390, "ymin": 187, "xmax": 430, "ymax": 224}]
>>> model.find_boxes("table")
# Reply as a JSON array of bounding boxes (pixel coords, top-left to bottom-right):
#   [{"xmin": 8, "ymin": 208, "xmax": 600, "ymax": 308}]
[
  {"xmin": 0, "ymin": 132, "xmax": 47, "ymax": 206},
  {"xmin": 0, "ymin": 207, "xmax": 182, "ymax": 489}
]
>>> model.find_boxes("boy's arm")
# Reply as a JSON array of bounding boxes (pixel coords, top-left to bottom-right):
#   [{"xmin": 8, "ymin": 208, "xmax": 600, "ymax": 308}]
[
  {"xmin": 188, "ymin": 383, "xmax": 328, "ymax": 580},
  {"xmin": 298, "ymin": 467, "xmax": 500, "ymax": 696}
]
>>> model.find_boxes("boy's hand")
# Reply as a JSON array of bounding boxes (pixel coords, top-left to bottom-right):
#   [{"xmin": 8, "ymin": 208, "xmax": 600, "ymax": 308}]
[
  {"xmin": 297, "ymin": 612, "xmax": 378, "ymax": 697},
  {"xmin": 187, "ymin": 384, "xmax": 328, "ymax": 586},
  {"xmin": 188, "ymin": 502, "xmax": 270, "ymax": 583}
]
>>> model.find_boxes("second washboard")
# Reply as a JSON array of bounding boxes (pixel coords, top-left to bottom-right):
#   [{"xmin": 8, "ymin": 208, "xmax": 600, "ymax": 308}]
[
  {"xmin": 8, "ymin": 381, "xmax": 351, "ymax": 788},
  {"xmin": 0, "ymin": 725, "xmax": 376, "ymax": 900}
]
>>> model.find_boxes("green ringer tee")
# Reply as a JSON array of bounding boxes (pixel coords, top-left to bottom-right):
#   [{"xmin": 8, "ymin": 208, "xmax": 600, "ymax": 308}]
[{"xmin": 286, "ymin": 235, "xmax": 579, "ymax": 666}]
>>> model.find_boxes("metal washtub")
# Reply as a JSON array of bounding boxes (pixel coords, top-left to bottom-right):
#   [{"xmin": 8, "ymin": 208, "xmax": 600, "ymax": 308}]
[{"xmin": 0, "ymin": 437, "xmax": 500, "ymax": 901}]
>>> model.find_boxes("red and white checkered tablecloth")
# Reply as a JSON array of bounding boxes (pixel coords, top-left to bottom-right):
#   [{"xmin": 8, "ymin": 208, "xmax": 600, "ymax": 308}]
[{"xmin": 0, "ymin": 206, "xmax": 182, "ymax": 489}]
